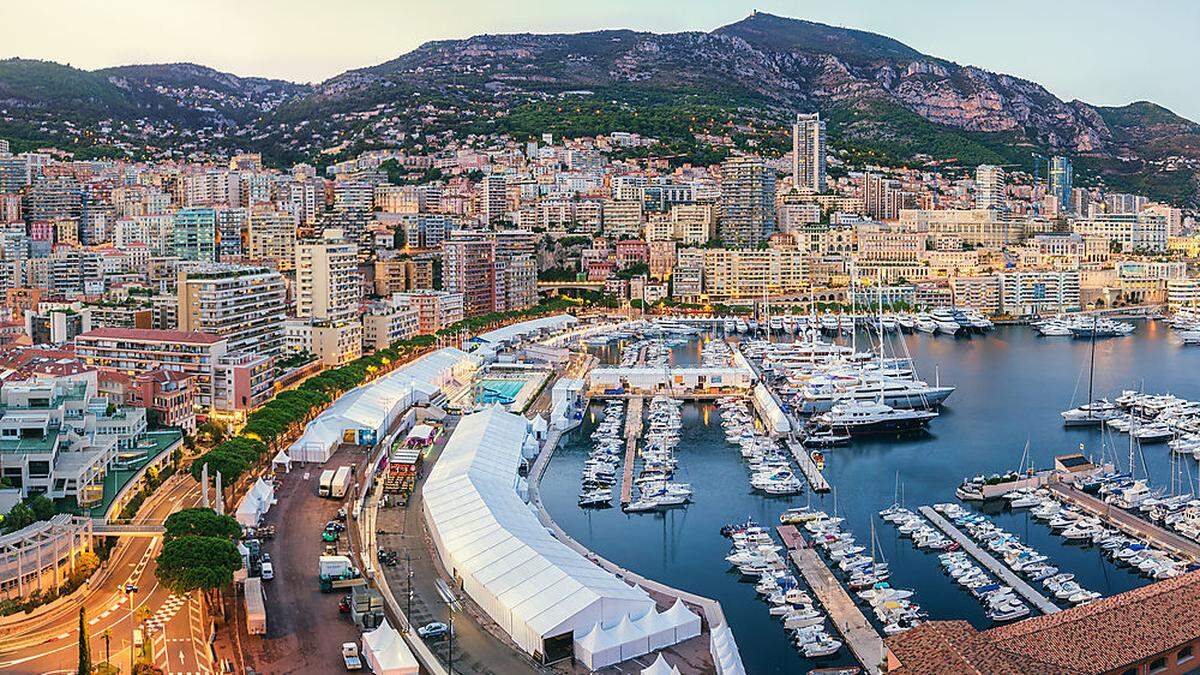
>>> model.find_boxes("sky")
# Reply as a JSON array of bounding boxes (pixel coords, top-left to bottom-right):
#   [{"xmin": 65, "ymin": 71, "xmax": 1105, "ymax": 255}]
[{"xmin": 3, "ymin": 0, "xmax": 1198, "ymax": 120}]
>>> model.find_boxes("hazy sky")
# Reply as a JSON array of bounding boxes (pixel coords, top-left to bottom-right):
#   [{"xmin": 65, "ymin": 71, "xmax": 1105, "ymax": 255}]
[{"xmin": 3, "ymin": 0, "xmax": 1198, "ymax": 119}]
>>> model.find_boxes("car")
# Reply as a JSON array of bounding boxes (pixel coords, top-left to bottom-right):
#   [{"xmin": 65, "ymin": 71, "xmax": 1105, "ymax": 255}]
[
  {"xmin": 261, "ymin": 552, "xmax": 272, "ymax": 564},
  {"xmin": 417, "ymin": 622, "xmax": 449, "ymax": 639},
  {"xmin": 338, "ymin": 595, "xmax": 351, "ymax": 614},
  {"xmin": 261, "ymin": 562, "xmax": 274, "ymax": 580}
]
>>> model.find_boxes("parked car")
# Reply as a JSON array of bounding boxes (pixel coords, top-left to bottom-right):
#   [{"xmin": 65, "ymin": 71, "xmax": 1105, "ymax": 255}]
[
  {"xmin": 261, "ymin": 562, "xmax": 274, "ymax": 580},
  {"xmin": 417, "ymin": 622, "xmax": 450, "ymax": 639}
]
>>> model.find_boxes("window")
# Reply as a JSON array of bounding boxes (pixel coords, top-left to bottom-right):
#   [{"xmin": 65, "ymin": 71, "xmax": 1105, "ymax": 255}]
[
  {"xmin": 1150, "ymin": 656, "xmax": 1168, "ymax": 674},
  {"xmin": 1181, "ymin": 646, "xmax": 1195, "ymax": 664}
]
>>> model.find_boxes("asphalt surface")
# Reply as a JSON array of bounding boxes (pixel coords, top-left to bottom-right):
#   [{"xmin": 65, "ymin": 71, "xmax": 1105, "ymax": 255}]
[
  {"xmin": 236, "ymin": 445, "xmax": 368, "ymax": 674},
  {"xmin": 0, "ymin": 474, "xmax": 211, "ymax": 675},
  {"xmin": 377, "ymin": 416, "xmax": 542, "ymax": 675}
]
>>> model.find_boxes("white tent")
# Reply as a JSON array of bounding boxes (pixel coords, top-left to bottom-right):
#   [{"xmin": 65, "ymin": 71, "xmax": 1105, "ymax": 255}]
[
  {"xmin": 361, "ymin": 620, "xmax": 419, "ymax": 675},
  {"xmin": 234, "ymin": 478, "xmax": 275, "ymax": 527},
  {"xmin": 531, "ymin": 414, "xmax": 549, "ymax": 440},
  {"xmin": 271, "ymin": 449, "xmax": 291, "ymax": 473},
  {"xmin": 641, "ymin": 654, "xmax": 682, "ymax": 675},
  {"xmin": 405, "ymin": 424, "xmax": 436, "ymax": 446},
  {"xmin": 611, "ymin": 614, "xmax": 649, "ymax": 661},
  {"xmin": 662, "ymin": 598, "xmax": 702, "ymax": 644},
  {"xmin": 633, "ymin": 607, "xmax": 676, "ymax": 652},
  {"xmin": 423, "ymin": 407, "xmax": 653, "ymax": 659},
  {"xmin": 709, "ymin": 624, "xmax": 745, "ymax": 675},
  {"xmin": 574, "ymin": 621, "xmax": 621, "ymax": 671}
]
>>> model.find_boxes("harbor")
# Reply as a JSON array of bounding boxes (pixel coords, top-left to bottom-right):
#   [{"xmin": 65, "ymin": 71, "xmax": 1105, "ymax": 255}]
[{"xmin": 542, "ymin": 319, "xmax": 1200, "ymax": 673}]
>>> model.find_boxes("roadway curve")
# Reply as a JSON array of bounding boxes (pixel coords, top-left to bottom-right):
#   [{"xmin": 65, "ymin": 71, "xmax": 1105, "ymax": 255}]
[{"xmin": 0, "ymin": 474, "xmax": 213, "ymax": 675}]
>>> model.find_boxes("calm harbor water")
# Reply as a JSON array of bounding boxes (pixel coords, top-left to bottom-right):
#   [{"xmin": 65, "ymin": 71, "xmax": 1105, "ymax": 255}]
[{"xmin": 541, "ymin": 322, "xmax": 1199, "ymax": 674}]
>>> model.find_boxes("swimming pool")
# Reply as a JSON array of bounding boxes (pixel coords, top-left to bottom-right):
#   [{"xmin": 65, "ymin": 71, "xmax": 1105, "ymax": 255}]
[{"xmin": 476, "ymin": 379, "xmax": 525, "ymax": 404}]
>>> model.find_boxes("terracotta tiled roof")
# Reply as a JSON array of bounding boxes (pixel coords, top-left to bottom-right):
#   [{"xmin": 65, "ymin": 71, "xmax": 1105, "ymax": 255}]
[
  {"xmin": 887, "ymin": 571, "xmax": 1200, "ymax": 674},
  {"xmin": 986, "ymin": 570, "xmax": 1200, "ymax": 672},
  {"xmin": 885, "ymin": 621, "xmax": 1075, "ymax": 675}
]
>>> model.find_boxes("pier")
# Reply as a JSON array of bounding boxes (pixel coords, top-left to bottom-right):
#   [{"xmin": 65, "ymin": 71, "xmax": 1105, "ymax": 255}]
[
  {"xmin": 1048, "ymin": 482, "xmax": 1200, "ymax": 560},
  {"xmin": 786, "ymin": 438, "xmax": 831, "ymax": 493},
  {"xmin": 620, "ymin": 396, "xmax": 644, "ymax": 507},
  {"xmin": 919, "ymin": 506, "xmax": 1061, "ymax": 615},
  {"xmin": 784, "ymin": 540, "xmax": 884, "ymax": 674}
]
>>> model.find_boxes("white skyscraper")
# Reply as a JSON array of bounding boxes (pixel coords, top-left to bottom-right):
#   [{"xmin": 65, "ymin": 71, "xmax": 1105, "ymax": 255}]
[
  {"xmin": 792, "ymin": 113, "xmax": 826, "ymax": 193},
  {"xmin": 975, "ymin": 165, "xmax": 1006, "ymax": 211}
]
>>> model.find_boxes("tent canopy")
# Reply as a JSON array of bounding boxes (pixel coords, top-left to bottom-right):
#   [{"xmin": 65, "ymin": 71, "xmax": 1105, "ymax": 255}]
[
  {"xmin": 361, "ymin": 620, "xmax": 419, "ymax": 675},
  {"xmin": 423, "ymin": 407, "xmax": 652, "ymax": 658}
]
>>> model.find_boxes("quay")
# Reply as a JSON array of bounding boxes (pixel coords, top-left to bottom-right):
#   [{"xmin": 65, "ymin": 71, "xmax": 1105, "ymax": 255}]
[
  {"xmin": 590, "ymin": 391, "xmax": 740, "ymax": 401},
  {"xmin": 786, "ymin": 437, "xmax": 831, "ymax": 493},
  {"xmin": 784, "ymin": 537, "xmax": 884, "ymax": 674},
  {"xmin": 919, "ymin": 506, "xmax": 1061, "ymax": 615},
  {"xmin": 620, "ymin": 396, "xmax": 644, "ymax": 507},
  {"xmin": 1048, "ymin": 482, "xmax": 1200, "ymax": 560}
]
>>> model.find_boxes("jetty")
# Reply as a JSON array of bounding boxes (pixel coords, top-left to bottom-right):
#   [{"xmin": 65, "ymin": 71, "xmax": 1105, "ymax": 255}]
[
  {"xmin": 620, "ymin": 396, "xmax": 644, "ymax": 507},
  {"xmin": 919, "ymin": 506, "xmax": 1061, "ymax": 615},
  {"xmin": 786, "ymin": 438, "xmax": 831, "ymax": 493},
  {"xmin": 1048, "ymin": 482, "xmax": 1200, "ymax": 560},
  {"xmin": 784, "ymin": 539, "xmax": 884, "ymax": 674}
]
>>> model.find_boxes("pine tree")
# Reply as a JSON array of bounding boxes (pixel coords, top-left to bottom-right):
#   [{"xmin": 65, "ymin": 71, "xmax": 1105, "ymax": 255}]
[{"xmin": 77, "ymin": 606, "xmax": 92, "ymax": 675}]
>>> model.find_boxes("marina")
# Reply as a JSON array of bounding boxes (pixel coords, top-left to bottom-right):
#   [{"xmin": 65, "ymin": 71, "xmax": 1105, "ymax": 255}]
[
  {"xmin": 1048, "ymin": 482, "xmax": 1200, "ymax": 560},
  {"xmin": 544, "ymin": 320, "xmax": 1200, "ymax": 673},
  {"xmin": 919, "ymin": 506, "xmax": 1062, "ymax": 615},
  {"xmin": 786, "ymin": 437, "xmax": 832, "ymax": 493}
]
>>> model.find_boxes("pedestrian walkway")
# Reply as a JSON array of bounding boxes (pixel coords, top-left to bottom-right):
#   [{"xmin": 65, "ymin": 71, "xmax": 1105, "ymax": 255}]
[
  {"xmin": 620, "ymin": 396, "xmax": 644, "ymax": 506},
  {"xmin": 919, "ymin": 506, "xmax": 1060, "ymax": 615},
  {"xmin": 1049, "ymin": 482, "xmax": 1200, "ymax": 560},
  {"xmin": 786, "ymin": 545, "xmax": 884, "ymax": 674}
]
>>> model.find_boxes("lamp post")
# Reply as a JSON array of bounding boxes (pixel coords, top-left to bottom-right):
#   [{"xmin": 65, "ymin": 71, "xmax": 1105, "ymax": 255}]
[{"xmin": 124, "ymin": 583, "xmax": 138, "ymax": 673}]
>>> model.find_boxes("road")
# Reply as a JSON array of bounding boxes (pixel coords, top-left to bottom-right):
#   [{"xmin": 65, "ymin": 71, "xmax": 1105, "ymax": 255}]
[
  {"xmin": 0, "ymin": 473, "xmax": 212, "ymax": 675},
  {"xmin": 377, "ymin": 417, "xmax": 542, "ymax": 675},
  {"xmin": 233, "ymin": 445, "xmax": 368, "ymax": 674}
]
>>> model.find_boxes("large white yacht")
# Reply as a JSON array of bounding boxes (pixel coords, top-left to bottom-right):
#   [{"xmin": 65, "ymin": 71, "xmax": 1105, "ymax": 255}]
[{"xmin": 812, "ymin": 399, "xmax": 938, "ymax": 435}]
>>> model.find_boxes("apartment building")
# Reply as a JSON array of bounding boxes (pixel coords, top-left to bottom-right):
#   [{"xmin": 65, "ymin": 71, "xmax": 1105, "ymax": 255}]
[
  {"xmin": 172, "ymin": 207, "xmax": 219, "ymax": 263},
  {"xmin": 294, "ymin": 229, "xmax": 363, "ymax": 367},
  {"xmin": 1000, "ymin": 269, "xmax": 1081, "ymax": 316},
  {"xmin": 1072, "ymin": 212, "xmax": 1169, "ymax": 253},
  {"xmin": 392, "ymin": 290, "xmax": 465, "ymax": 335},
  {"xmin": 791, "ymin": 113, "xmax": 826, "ymax": 193},
  {"xmin": 176, "ymin": 264, "xmax": 287, "ymax": 357},
  {"xmin": 362, "ymin": 300, "xmax": 420, "ymax": 351},
  {"xmin": 718, "ymin": 156, "xmax": 776, "ymax": 246},
  {"xmin": 76, "ymin": 327, "xmax": 273, "ymax": 414},
  {"xmin": 248, "ymin": 208, "xmax": 297, "ymax": 270}
]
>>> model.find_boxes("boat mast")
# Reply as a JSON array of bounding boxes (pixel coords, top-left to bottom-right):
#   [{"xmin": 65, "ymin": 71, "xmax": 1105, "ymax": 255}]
[{"xmin": 1087, "ymin": 315, "xmax": 1098, "ymax": 421}]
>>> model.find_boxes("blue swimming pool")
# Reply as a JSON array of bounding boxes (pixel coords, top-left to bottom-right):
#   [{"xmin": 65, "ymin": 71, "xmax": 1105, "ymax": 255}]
[{"xmin": 476, "ymin": 379, "xmax": 525, "ymax": 404}]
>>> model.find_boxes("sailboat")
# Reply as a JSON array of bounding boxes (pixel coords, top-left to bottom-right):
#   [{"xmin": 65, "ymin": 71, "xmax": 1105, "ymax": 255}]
[{"xmin": 1061, "ymin": 319, "xmax": 1118, "ymax": 426}]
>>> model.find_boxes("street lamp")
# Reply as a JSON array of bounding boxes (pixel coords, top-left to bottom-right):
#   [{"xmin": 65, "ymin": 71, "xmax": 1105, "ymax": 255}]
[{"xmin": 124, "ymin": 584, "xmax": 138, "ymax": 673}]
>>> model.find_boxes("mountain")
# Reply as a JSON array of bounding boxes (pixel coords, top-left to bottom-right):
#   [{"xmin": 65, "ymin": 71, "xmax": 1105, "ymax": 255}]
[{"xmin": 1, "ymin": 14, "xmax": 1197, "ymax": 204}]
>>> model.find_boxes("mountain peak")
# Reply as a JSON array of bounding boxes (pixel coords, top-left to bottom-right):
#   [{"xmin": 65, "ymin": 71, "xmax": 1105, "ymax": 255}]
[{"xmin": 716, "ymin": 12, "xmax": 925, "ymax": 65}]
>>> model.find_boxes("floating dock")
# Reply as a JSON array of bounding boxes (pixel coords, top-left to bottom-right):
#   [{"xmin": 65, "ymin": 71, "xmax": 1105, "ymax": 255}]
[
  {"xmin": 785, "ymin": 542, "xmax": 884, "ymax": 674},
  {"xmin": 919, "ymin": 506, "xmax": 1061, "ymax": 615},
  {"xmin": 776, "ymin": 525, "xmax": 807, "ymax": 550},
  {"xmin": 786, "ymin": 438, "xmax": 831, "ymax": 493},
  {"xmin": 1048, "ymin": 482, "xmax": 1200, "ymax": 560},
  {"xmin": 620, "ymin": 397, "xmax": 644, "ymax": 507}
]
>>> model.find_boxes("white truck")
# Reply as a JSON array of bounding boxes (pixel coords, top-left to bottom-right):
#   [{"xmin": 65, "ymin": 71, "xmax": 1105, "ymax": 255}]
[
  {"xmin": 329, "ymin": 465, "xmax": 352, "ymax": 499},
  {"xmin": 318, "ymin": 554, "xmax": 364, "ymax": 593},
  {"xmin": 244, "ymin": 576, "xmax": 266, "ymax": 635},
  {"xmin": 341, "ymin": 642, "xmax": 363, "ymax": 670},
  {"xmin": 318, "ymin": 469, "xmax": 336, "ymax": 497}
]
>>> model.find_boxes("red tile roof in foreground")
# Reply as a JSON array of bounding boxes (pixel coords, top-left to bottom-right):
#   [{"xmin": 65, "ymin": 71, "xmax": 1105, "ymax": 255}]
[
  {"xmin": 78, "ymin": 327, "xmax": 224, "ymax": 345},
  {"xmin": 886, "ymin": 570, "xmax": 1200, "ymax": 674}
]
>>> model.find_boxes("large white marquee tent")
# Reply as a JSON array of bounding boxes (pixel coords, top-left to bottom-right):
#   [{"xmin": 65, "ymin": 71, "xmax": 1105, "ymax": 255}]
[
  {"xmin": 422, "ymin": 406, "xmax": 659, "ymax": 663},
  {"xmin": 287, "ymin": 348, "xmax": 478, "ymax": 463}
]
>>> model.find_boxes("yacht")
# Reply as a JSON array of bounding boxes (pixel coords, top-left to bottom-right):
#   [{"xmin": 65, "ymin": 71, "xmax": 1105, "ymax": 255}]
[
  {"xmin": 929, "ymin": 309, "xmax": 963, "ymax": 335},
  {"xmin": 798, "ymin": 375, "xmax": 955, "ymax": 413},
  {"xmin": 812, "ymin": 400, "xmax": 938, "ymax": 436},
  {"xmin": 914, "ymin": 314, "xmax": 938, "ymax": 334},
  {"xmin": 1061, "ymin": 400, "xmax": 1119, "ymax": 426}
]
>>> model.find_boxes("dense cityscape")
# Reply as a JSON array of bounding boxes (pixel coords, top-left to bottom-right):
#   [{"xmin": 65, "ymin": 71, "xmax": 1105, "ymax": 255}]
[{"xmin": 2, "ymin": 7, "xmax": 1200, "ymax": 675}]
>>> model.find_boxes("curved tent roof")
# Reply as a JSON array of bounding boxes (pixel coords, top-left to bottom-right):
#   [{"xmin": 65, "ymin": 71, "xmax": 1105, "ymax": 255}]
[{"xmin": 423, "ymin": 406, "xmax": 652, "ymax": 657}]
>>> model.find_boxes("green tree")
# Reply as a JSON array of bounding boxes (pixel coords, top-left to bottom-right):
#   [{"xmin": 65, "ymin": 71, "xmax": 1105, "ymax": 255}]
[
  {"xmin": 163, "ymin": 508, "xmax": 241, "ymax": 541},
  {"xmin": 77, "ymin": 606, "xmax": 92, "ymax": 675},
  {"xmin": 154, "ymin": 536, "xmax": 242, "ymax": 595}
]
